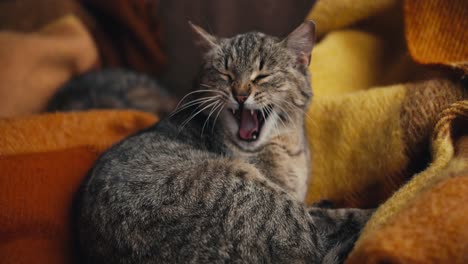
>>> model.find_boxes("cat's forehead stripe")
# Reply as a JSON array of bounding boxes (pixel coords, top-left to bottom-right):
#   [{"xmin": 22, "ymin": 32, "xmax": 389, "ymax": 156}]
[{"xmin": 222, "ymin": 33, "xmax": 274, "ymax": 72}]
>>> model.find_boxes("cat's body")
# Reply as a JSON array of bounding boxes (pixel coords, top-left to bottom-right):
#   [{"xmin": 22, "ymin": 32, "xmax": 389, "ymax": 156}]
[
  {"xmin": 76, "ymin": 22, "xmax": 372, "ymax": 264},
  {"xmin": 47, "ymin": 69, "xmax": 177, "ymax": 116}
]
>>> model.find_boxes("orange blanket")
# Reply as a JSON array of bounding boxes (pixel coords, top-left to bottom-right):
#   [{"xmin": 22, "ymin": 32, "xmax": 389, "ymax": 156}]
[
  {"xmin": 0, "ymin": 111, "xmax": 157, "ymax": 264},
  {"xmin": 0, "ymin": 0, "xmax": 166, "ymax": 117},
  {"xmin": 0, "ymin": 16, "xmax": 98, "ymax": 117}
]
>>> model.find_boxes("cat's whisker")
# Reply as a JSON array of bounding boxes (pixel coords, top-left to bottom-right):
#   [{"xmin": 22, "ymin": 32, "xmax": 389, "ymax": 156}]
[
  {"xmin": 264, "ymin": 105, "xmax": 281, "ymax": 137},
  {"xmin": 201, "ymin": 101, "xmax": 223, "ymax": 136},
  {"xmin": 172, "ymin": 96, "xmax": 217, "ymax": 113},
  {"xmin": 211, "ymin": 102, "xmax": 226, "ymax": 134},
  {"xmin": 174, "ymin": 99, "xmax": 219, "ymax": 138},
  {"xmin": 173, "ymin": 89, "xmax": 225, "ymax": 111},
  {"xmin": 259, "ymin": 107, "xmax": 270, "ymax": 136},
  {"xmin": 174, "ymin": 96, "xmax": 219, "ymax": 113},
  {"xmin": 169, "ymin": 95, "xmax": 220, "ymax": 118},
  {"xmin": 199, "ymin": 83, "xmax": 213, "ymax": 88},
  {"xmin": 179, "ymin": 100, "xmax": 219, "ymax": 132},
  {"xmin": 199, "ymin": 84, "xmax": 230, "ymax": 97},
  {"xmin": 271, "ymin": 97, "xmax": 313, "ymax": 125},
  {"xmin": 270, "ymin": 101, "xmax": 300, "ymax": 132},
  {"xmin": 270, "ymin": 103, "xmax": 292, "ymax": 129},
  {"xmin": 180, "ymin": 98, "xmax": 218, "ymax": 125},
  {"xmin": 278, "ymin": 99, "xmax": 314, "ymax": 123}
]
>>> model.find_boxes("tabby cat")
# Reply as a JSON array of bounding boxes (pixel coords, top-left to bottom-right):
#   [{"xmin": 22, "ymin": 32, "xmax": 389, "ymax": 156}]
[
  {"xmin": 76, "ymin": 21, "xmax": 373, "ymax": 264},
  {"xmin": 47, "ymin": 69, "xmax": 177, "ymax": 116}
]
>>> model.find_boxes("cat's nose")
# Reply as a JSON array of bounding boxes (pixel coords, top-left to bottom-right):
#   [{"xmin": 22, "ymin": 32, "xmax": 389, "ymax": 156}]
[{"xmin": 235, "ymin": 95, "xmax": 248, "ymax": 104}]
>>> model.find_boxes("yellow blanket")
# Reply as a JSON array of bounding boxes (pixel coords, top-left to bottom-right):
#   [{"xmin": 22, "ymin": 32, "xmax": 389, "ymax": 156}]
[{"xmin": 304, "ymin": 0, "xmax": 468, "ymax": 262}]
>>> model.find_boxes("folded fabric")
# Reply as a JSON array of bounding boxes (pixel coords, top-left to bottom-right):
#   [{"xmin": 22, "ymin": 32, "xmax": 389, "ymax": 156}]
[
  {"xmin": 0, "ymin": 15, "xmax": 98, "ymax": 117},
  {"xmin": 405, "ymin": 0, "xmax": 468, "ymax": 74},
  {"xmin": 304, "ymin": 0, "xmax": 467, "ymax": 208},
  {"xmin": 306, "ymin": 0, "xmax": 398, "ymax": 38},
  {"xmin": 0, "ymin": 111, "xmax": 157, "ymax": 264},
  {"xmin": 347, "ymin": 103, "xmax": 468, "ymax": 264},
  {"xmin": 305, "ymin": 0, "xmax": 468, "ymax": 262},
  {"xmin": 305, "ymin": 79, "xmax": 467, "ymax": 208},
  {"xmin": 349, "ymin": 176, "xmax": 468, "ymax": 264}
]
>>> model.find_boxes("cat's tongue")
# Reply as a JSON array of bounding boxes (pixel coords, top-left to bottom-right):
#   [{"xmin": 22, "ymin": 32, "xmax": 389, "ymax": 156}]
[{"xmin": 239, "ymin": 109, "xmax": 259, "ymax": 140}]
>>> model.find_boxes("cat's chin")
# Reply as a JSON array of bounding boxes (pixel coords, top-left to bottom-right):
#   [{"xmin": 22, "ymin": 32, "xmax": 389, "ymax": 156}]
[
  {"xmin": 230, "ymin": 134, "xmax": 265, "ymax": 151},
  {"xmin": 226, "ymin": 126, "xmax": 268, "ymax": 151}
]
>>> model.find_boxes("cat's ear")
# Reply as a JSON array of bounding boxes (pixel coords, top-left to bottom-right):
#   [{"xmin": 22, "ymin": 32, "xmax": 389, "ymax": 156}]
[
  {"xmin": 189, "ymin": 21, "xmax": 218, "ymax": 52},
  {"xmin": 284, "ymin": 21, "xmax": 316, "ymax": 66}
]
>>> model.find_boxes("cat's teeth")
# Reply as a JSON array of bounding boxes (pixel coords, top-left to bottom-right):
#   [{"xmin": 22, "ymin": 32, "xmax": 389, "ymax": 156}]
[
  {"xmin": 251, "ymin": 110, "xmax": 254, "ymax": 116},
  {"xmin": 232, "ymin": 109, "xmax": 236, "ymax": 115},
  {"xmin": 252, "ymin": 134, "xmax": 257, "ymax": 139}
]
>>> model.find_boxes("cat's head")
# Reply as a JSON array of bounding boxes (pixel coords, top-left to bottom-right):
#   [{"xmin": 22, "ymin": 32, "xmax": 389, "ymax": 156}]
[{"xmin": 189, "ymin": 21, "xmax": 315, "ymax": 150}]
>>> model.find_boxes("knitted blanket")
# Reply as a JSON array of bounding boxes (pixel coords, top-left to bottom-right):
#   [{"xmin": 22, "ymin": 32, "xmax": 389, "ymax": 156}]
[
  {"xmin": 305, "ymin": 0, "xmax": 468, "ymax": 262},
  {"xmin": 0, "ymin": 111, "xmax": 157, "ymax": 264}
]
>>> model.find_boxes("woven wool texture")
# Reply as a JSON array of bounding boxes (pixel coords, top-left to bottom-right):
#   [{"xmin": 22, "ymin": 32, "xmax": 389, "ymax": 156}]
[
  {"xmin": 0, "ymin": 111, "xmax": 157, "ymax": 264},
  {"xmin": 306, "ymin": 79, "xmax": 467, "ymax": 208},
  {"xmin": 348, "ymin": 105, "xmax": 468, "ymax": 263},
  {"xmin": 404, "ymin": 0, "xmax": 468, "ymax": 73},
  {"xmin": 347, "ymin": 101, "xmax": 468, "ymax": 263},
  {"xmin": 305, "ymin": 0, "xmax": 468, "ymax": 262}
]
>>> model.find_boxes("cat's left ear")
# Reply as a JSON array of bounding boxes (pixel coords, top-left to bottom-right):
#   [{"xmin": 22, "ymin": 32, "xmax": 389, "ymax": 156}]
[
  {"xmin": 189, "ymin": 21, "xmax": 219, "ymax": 52},
  {"xmin": 284, "ymin": 21, "xmax": 316, "ymax": 66}
]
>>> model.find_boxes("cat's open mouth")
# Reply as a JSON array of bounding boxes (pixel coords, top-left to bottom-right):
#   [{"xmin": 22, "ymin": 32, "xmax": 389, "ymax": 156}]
[{"xmin": 230, "ymin": 105, "xmax": 271, "ymax": 142}]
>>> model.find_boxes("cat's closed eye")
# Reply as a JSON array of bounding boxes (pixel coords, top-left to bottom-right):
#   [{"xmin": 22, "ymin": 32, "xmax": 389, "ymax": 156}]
[
  {"xmin": 217, "ymin": 69, "xmax": 233, "ymax": 82},
  {"xmin": 220, "ymin": 73, "xmax": 232, "ymax": 82},
  {"xmin": 252, "ymin": 74, "xmax": 271, "ymax": 84}
]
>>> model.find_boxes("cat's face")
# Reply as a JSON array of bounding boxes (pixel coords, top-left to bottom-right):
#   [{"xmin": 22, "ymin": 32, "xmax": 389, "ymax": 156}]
[{"xmin": 190, "ymin": 22, "xmax": 315, "ymax": 150}]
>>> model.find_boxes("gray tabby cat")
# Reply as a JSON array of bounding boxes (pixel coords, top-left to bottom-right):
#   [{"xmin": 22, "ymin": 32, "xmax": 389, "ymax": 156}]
[
  {"xmin": 76, "ymin": 21, "xmax": 373, "ymax": 264},
  {"xmin": 47, "ymin": 69, "xmax": 177, "ymax": 116}
]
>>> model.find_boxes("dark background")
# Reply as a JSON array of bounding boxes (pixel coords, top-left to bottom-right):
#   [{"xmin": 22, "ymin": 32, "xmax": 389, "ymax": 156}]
[{"xmin": 157, "ymin": 0, "xmax": 315, "ymax": 96}]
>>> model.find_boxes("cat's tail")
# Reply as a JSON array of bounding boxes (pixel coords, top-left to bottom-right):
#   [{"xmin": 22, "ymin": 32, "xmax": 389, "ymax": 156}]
[{"xmin": 308, "ymin": 207, "xmax": 374, "ymax": 264}]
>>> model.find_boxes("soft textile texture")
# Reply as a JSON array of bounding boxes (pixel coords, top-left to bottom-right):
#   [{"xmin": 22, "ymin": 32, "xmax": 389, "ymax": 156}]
[
  {"xmin": 0, "ymin": 111, "xmax": 157, "ymax": 264},
  {"xmin": 306, "ymin": 79, "xmax": 466, "ymax": 208},
  {"xmin": 405, "ymin": 0, "xmax": 468, "ymax": 73},
  {"xmin": 0, "ymin": 148, "xmax": 100, "ymax": 264},
  {"xmin": 304, "ymin": 0, "xmax": 468, "ymax": 262},
  {"xmin": 348, "ymin": 176, "xmax": 468, "ymax": 264},
  {"xmin": 306, "ymin": 0, "xmax": 398, "ymax": 38},
  {"xmin": 0, "ymin": 15, "xmax": 98, "ymax": 117},
  {"xmin": 0, "ymin": 0, "xmax": 166, "ymax": 117},
  {"xmin": 347, "ymin": 103, "xmax": 468, "ymax": 264}
]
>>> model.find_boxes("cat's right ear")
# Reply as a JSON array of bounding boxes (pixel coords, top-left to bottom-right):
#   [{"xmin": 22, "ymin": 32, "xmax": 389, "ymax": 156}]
[
  {"xmin": 284, "ymin": 21, "xmax": 316, "ymax": 66},
  {"xmin": 189, "ymin": 21, "xmax": 218, "ymax": 52}
]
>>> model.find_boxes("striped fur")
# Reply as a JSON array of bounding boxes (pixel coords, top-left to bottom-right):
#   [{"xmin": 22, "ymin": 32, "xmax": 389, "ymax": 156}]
[
  {"xmin": 47, "ymin": 69, "xmax": 177, "ymax": 116},
  {"xmin": 76, "ymin": 22, "xmax": 373, "ymax": 264}
]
